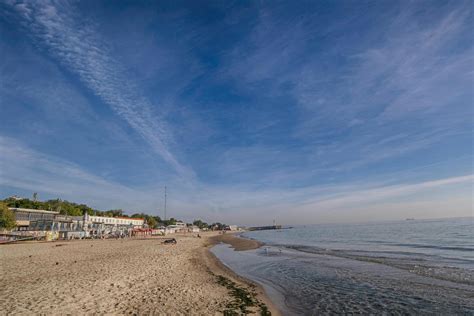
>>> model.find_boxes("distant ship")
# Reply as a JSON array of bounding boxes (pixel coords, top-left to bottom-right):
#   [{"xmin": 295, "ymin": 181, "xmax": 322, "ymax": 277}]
[{"xmin": 405, "ymin": 218, "xmax": 415, "ymax": 221}]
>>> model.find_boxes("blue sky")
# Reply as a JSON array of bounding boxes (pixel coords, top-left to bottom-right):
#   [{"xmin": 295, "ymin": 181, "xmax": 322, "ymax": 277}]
[{"xmin": 0, "ymin": 0, "xmax": 472, "ymax": 224}]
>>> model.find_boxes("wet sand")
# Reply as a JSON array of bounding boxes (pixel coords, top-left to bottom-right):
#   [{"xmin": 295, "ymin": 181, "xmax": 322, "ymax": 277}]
[
  {"xmin": 0, "ymin": 232, "xmax": 278, "ymax": 315},
  {"xmin": 209, "ymin": 232, "xmax": 263, "ymax": 251}
]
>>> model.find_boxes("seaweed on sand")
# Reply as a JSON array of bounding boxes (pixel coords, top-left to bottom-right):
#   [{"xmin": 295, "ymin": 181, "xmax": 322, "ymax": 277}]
[{"xmin": 209, "ymin": 270, "xmax": 271, "ymax": 315}]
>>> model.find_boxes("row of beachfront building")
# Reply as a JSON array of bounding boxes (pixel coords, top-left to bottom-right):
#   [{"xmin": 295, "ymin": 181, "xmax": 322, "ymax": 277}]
[{"xmin": 9, "ymin": 207, "xmax": 201, "ymax": 240}]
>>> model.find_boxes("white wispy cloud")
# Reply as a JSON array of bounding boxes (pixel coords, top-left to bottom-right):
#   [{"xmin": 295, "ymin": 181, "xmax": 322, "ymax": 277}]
[
  {"xmin": 300, "ymin": 174, "xmax": 474, "ymax": 209},
  {"xmin": 1, "ymin": 136, "xmax": 471, "ymax": 224},
  {"xmin": 219, "ymin": 1, "xmax": 472, "ymax": 178},
  {"xmin": 0, "ymin": 136, "xmax": 151, "ymax": 209},
  {"xmin": 5, "ymin": 0, "xmax": 194, "ymax": 180},
  {"xmin": 1, "ymin": 1, "xmax": 471, "ymax": 224},
  {"xmin": 294, "ymin": 4, "xmax": 473, "ymax": 129},
  {"xmin": 0, "ymin": 136, "xmax": 220, "ymax": 220},
  {"xmin": 191, "ymin": 173, "xmax": 473, "ymax": 225},
  {"xmin": 350, "ymin": 5, "xmax": 473, "ymax": 122}
]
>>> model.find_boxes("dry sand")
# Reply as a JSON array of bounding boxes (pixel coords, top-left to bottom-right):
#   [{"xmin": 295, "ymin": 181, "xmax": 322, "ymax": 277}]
[{"xmin": 0, "ymin": 232, "xmax": 279, "ymax": 315}]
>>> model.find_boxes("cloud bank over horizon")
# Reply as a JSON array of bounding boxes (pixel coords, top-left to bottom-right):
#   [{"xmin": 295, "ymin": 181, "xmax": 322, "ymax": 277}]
[{"xmin": 1, "ymin": 0, "xmax": 472, "ymax": 224}]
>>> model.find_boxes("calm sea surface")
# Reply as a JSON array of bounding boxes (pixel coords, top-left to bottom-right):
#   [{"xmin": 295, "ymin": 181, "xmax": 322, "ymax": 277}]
[{"xmin": 212, "ymin": 217, "xmax": 474, "ymax": 315}]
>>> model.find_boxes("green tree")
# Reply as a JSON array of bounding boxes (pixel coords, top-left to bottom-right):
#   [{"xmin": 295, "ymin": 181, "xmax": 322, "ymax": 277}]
[
  {"xmin": 193, "ymin": 219, "xmax": 209, "ymax": 229},
  {"xmin": 162, "ymin": 217, "xmax": 177, "ymax": 227},
  {"xmin": 210, "ymin": 222, "xmax": 226, "ymax": 230},
  {"xmin": 153, "ymin": 216, "xmax": 162, "ymax": 225},
  {"xmin": 1, "ymin": 196, "xmax": 190, "ymax": 229},
  {"xmin": 147, "ymin": 217, "xmax": 157, "ymax": 228},
  {"xmin": 0, "ymin": 202, "xmax": 16, "ymax": 230},
  {"xmin": 107, "ymin": 209, "xmax": 123, "ymax": 217}
]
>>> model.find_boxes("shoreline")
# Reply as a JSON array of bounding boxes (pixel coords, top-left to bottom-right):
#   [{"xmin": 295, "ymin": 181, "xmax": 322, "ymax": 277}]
[
  {"xmin": 206, "ymin": 226, "xmax": 474, "ymax": 315},
  {"xmin": 0, "ymin": 232, "xmax": 280, "ymax": 315},
  {"xmin": 208, "ymin": 232, "xmax": 264, "ymax": 251},
  {"xmin": 205, "ymin": 233, "xmax": 281, "ymax": 315}
]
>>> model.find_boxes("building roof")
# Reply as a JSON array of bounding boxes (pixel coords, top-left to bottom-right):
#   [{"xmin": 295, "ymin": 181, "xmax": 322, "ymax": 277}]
[
  {"xmin": 89, "ymin": 215, "xmax": 144, "ymax": 221},
  {"xmin": 9, "ymin": 195, "xmax": 24, "ymax": 200},
  {"xmin": 9, "ymin": 208, "xmax": 59, "ymax": 214},
  {"xmin": 116, "ymin": 217, "xmax": 144, "ymax": 220}
]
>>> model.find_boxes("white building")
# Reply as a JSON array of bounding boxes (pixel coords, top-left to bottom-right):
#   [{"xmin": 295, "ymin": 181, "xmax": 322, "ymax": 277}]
[
  {"xmin": 175, "ymin": 221, "xmax": 186, "ymax": 228},
  {"xmin": 164, "ymin": 221, "xmax": 188, "ymax": 234},
  {"xmin": 10, "ymin": 208, "xmax": 84, "ymax": 239},
  {"xmin": 164, "ymin": 226, "xmax": 176, "ymax": 234},
  {"xmin": 190, "ymin": 226, "xmax": 200, "ymax": 233},
  {"xmin": 85, "ymin": 214, "xmax": 144, "ymax": 227},
  {"xmin": 83, "ymin": 214, "xmax": 145, "ymax": 236},
  {"xmin": 8, "ymin": 209, "xmax": 147, "ymax": 239}
]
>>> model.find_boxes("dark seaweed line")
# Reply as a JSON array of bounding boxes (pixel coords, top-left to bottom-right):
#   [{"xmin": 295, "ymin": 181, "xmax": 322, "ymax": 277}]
[{"xmin": 208, "ymin": 269, "xmax": 271, "ymax": 315}]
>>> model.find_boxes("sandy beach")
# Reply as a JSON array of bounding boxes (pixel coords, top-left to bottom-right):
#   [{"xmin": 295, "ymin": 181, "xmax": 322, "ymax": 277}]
[{"xmin": 0, "ymin": 232, "xmax": 278, "ymax": 315}]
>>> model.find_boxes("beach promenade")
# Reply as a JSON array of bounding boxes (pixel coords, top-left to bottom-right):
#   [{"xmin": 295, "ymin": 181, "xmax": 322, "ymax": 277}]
[{"xmin": 0, "ymin": 232, "xmax": 276, "ymax": 315}]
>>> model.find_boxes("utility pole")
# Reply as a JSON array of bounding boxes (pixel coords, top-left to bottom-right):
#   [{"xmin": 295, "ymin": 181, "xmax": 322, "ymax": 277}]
[{"xmin": 164, "ymin": 186, "xmax": 167, "ymax": 221}]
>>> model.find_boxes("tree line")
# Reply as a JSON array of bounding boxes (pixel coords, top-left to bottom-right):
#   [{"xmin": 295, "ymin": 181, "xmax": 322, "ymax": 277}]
[{"xmin": 1, "ymin": 196, "xmax": 227, "ymax": 230}]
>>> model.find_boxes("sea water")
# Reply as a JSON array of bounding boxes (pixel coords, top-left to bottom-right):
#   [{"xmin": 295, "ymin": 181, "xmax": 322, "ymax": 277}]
[{"xmin": 211, "ymin": 217, "xmax": 474, "ymax": 315}]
